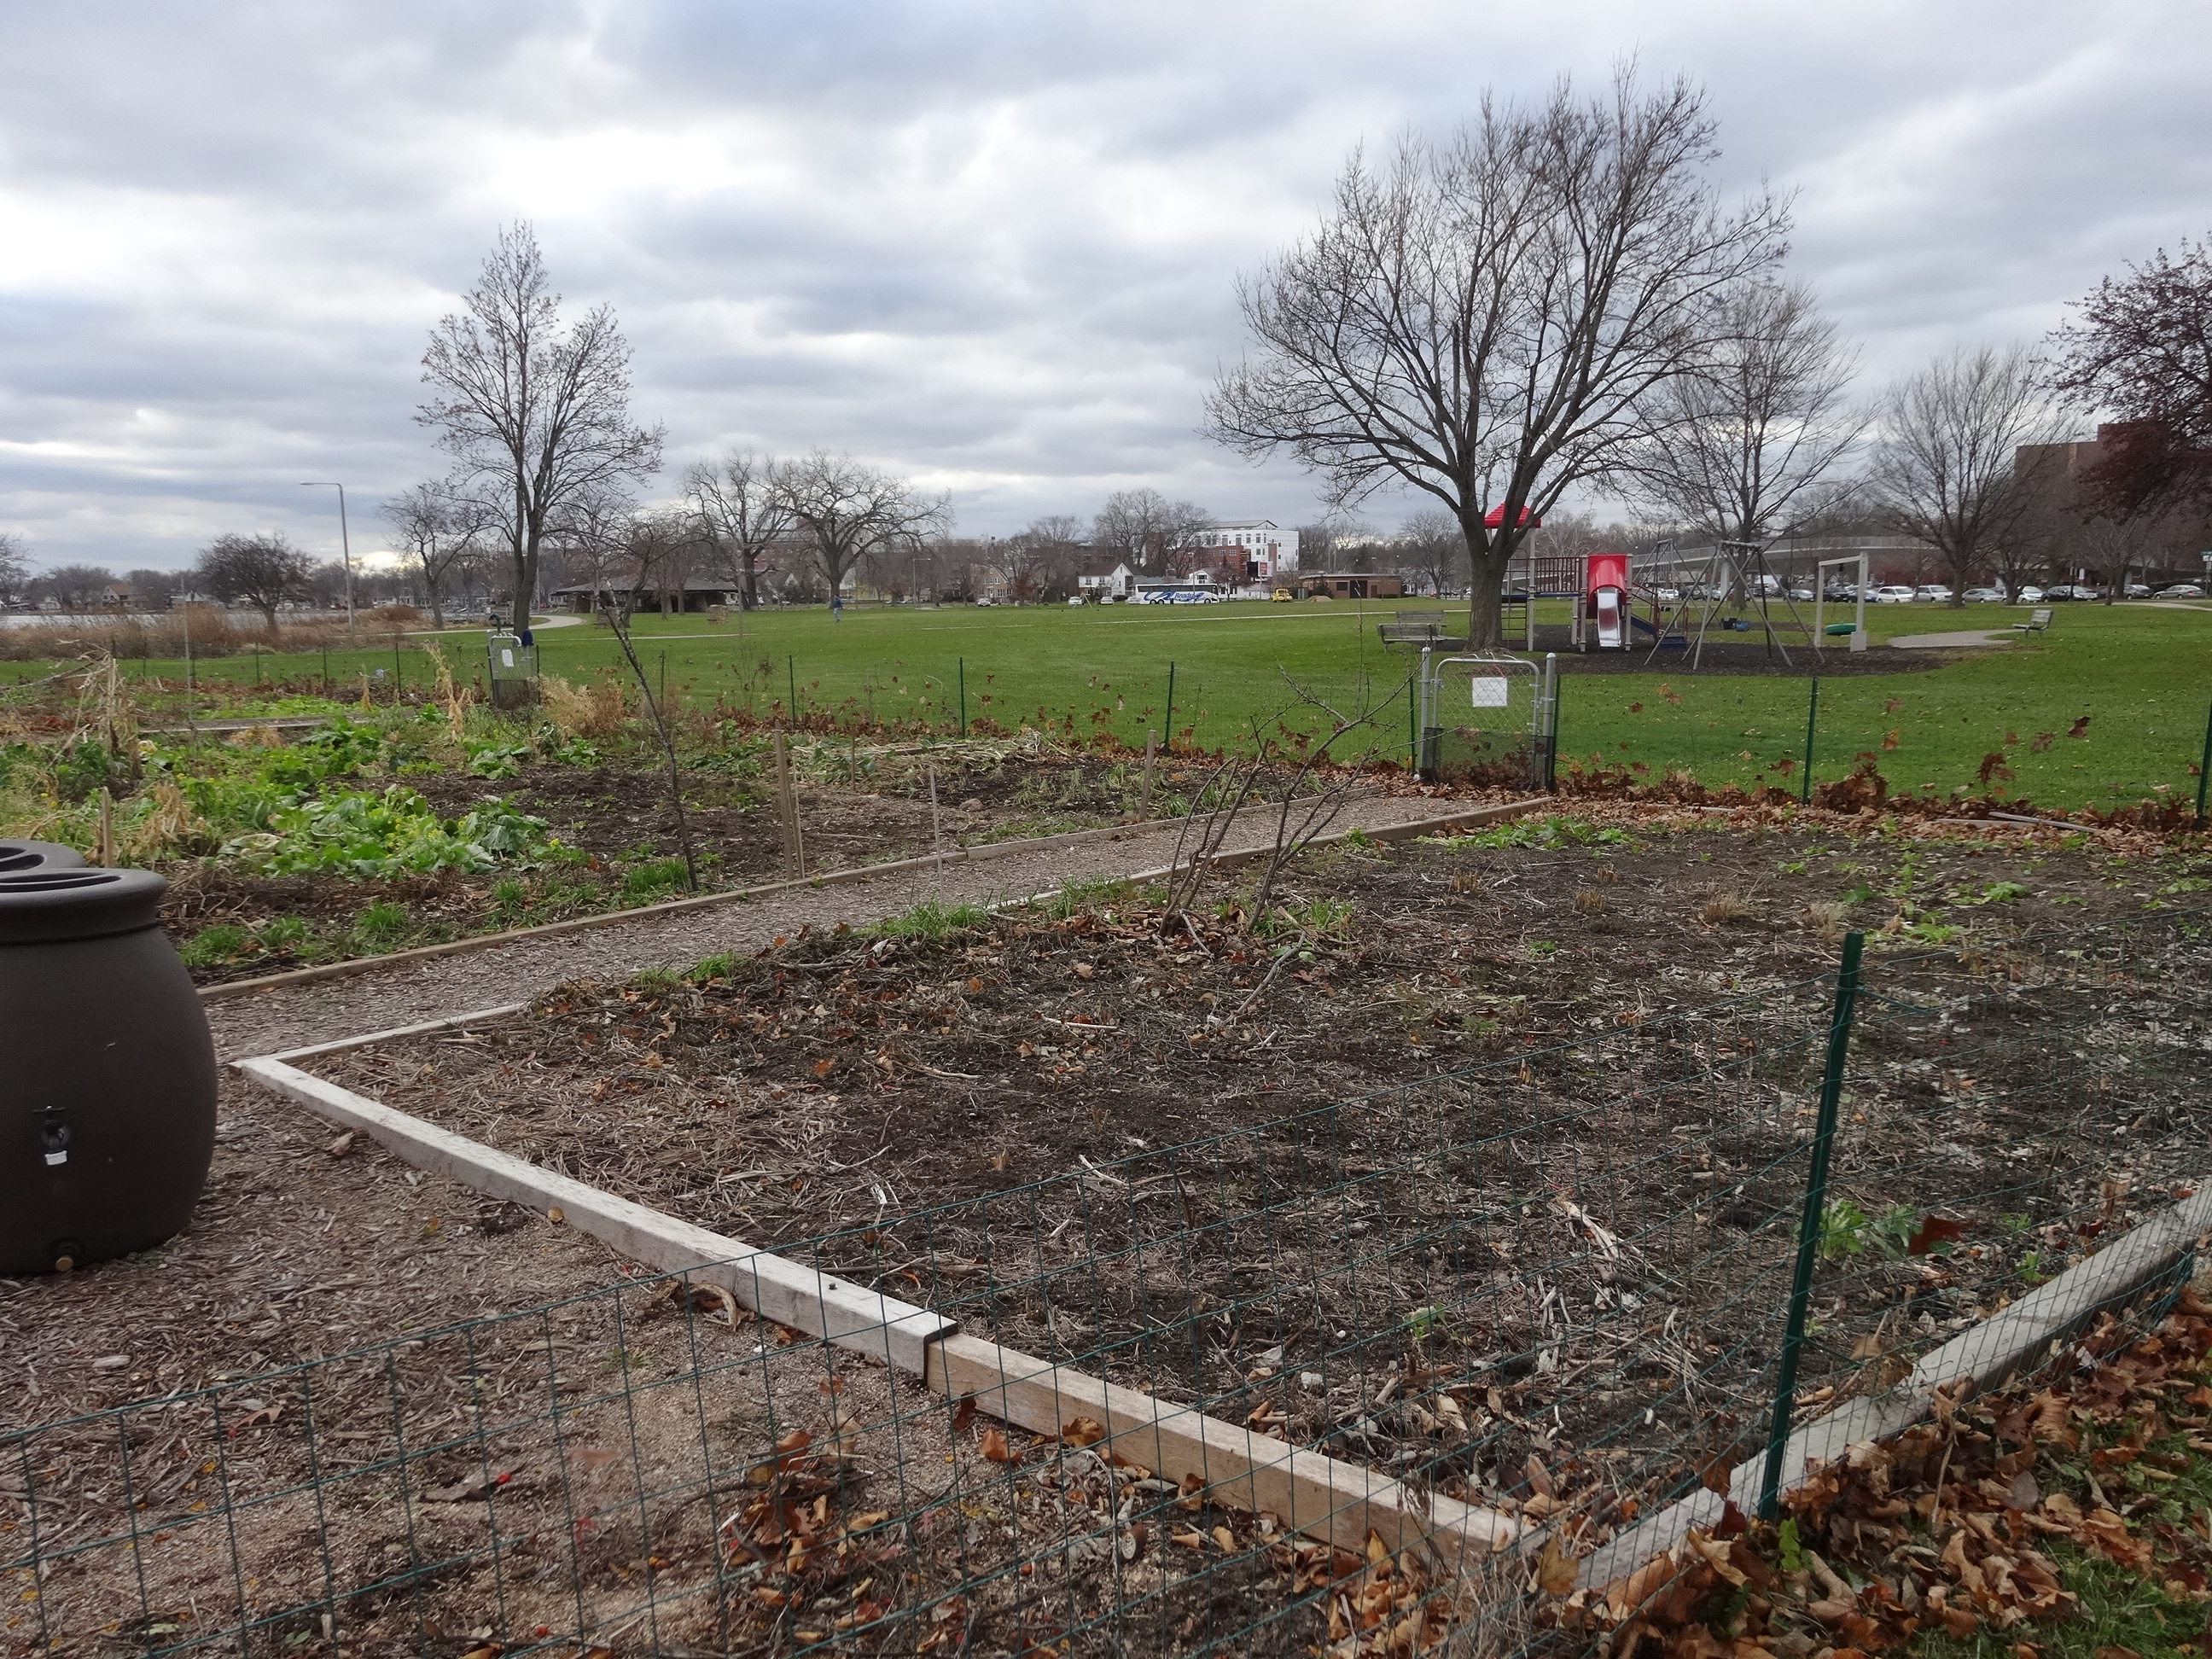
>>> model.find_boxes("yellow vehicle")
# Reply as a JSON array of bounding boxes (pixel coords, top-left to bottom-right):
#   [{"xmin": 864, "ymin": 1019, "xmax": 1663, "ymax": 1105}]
[{"xmin": 1270, "ymin": 586, "xmax": 1295, "ymax": 602}]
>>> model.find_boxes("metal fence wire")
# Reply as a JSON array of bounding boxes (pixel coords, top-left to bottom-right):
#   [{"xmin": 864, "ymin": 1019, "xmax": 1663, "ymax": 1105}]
[{"xmin": 5, "ymin": 917, "xmax": 2207, "ymax": 1658}]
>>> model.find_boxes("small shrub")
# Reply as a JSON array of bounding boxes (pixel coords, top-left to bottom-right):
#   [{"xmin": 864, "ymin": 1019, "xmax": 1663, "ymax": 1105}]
[
  {"xmin": 1573, "ymin": 888, "xmax": 1605, "ymax": 916},
  {"xmin": 630, "ymin": 967, "xmax": 684, "ymax": 997},
  {"xmin": 491, "ymin": 877, "xmax": 528, "ymax": 912},
  {"xmin": 540, "ymin": 674, "xmax": 630, "ymax": 739},
  {"xmin": 258, "ymin": 915, "xmax": 311, "ymax": 950}
]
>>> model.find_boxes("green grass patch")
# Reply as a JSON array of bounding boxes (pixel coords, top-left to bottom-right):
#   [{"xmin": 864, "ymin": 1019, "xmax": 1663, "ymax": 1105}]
[{"xmin": 869, "ymin": 898, "xmax": 991, "ymax": 940}]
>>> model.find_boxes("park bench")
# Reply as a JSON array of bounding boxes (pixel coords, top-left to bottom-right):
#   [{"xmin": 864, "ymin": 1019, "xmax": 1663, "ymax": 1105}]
[
  {"xmin": 2012, "ymin": 607, "xmax": 2053, "ymax": 636},
  {"xmin": 1377, "ymin": 609, "xmax": 1465, "ymax": 649}
]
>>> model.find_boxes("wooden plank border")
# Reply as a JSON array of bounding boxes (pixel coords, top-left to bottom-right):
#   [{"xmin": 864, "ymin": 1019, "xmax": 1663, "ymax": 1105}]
[
  {"xmin": 234, "ymin": 1056, "xmax": 953, "ymax": 1374},
  {"xmin": 233, "ymin": 1051, "xmax": 1529, "ymax": 1569},
  {"xmin": 1578, "ymin": 1184, "xmax": 2212, "ymax": 1589}
]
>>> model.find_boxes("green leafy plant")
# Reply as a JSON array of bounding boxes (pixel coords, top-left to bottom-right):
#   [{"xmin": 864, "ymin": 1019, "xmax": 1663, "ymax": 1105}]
[
  {"xmin": 179, "ymin": 923, "xmax": 250, "ymax": 967},
  {"xmin": 622, "ymin": 857, "xmax": 690, "ymax": 897},
  {"xmin": 224, "ymin": 787, "xmax": 562, "ymax": 878},
  {"xmin": 351, "ymin": 899, "xmax": 410, "ymax": 946}
]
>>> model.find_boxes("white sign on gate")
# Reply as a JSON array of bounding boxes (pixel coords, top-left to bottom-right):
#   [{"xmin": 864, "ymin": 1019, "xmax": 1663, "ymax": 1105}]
[{"xmin": 1470, "ymin": 677, "xmax": 1510, "ymax": 708}]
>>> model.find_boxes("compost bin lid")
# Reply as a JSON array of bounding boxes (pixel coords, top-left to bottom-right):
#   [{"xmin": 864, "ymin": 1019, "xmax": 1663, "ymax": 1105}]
[
  {"xmin": 0, "ymin": 867, "xmax": 167, "ymax": 945},
  {"xmin": 0, "ymin": 841, "xmax": 87, "ymax": 875}
]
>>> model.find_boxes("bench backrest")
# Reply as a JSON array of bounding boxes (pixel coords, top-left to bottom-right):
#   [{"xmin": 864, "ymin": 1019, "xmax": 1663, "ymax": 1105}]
[
  {"xmin": 1394, "ymin": 610, "xmax": 1446, "ymax": 627},
  {"xmin": 2029, "ymin": 607, "xmax": 2052, "ymax": 624}
]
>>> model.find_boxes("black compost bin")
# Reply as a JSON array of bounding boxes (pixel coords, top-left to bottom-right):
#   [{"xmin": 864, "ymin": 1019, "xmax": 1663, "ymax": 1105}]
[
  {"xmin": 0, "ymin": 867, "xmax": 216, "ymax": 1273},
  {"xmin": 0, "ymin": 840, "xmax": 85, "ymax": 873}
]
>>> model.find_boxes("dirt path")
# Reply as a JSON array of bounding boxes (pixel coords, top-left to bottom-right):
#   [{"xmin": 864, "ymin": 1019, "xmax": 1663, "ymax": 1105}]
[{"xmin": 205, "ymin": 789, "xmax": 1469, "ymax": 1061}]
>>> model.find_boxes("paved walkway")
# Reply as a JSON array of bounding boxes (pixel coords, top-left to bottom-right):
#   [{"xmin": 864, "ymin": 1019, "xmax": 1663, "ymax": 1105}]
[{"xmin": 1889, "ymin": 629, "xmax": 2017, "ymax": 649}]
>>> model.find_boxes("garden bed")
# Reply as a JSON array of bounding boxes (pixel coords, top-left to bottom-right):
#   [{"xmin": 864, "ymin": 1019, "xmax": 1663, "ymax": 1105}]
[{"xmin": 7, "ymin": 807, "xmax": 2210, "ymax": 1658}]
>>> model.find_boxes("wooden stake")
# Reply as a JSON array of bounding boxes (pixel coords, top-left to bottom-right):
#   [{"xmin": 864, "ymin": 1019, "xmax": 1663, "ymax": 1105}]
[
  {"xmin": 928, "ymin": 757, "xmax": 944, "ymax": 874},
  {"xmin": 1141, "ymin": 729, "xmax": 1156, "ymax": 817},
  {"xmin": 774, "ymin": 729, "xmax": 805, "ymax": 881}
]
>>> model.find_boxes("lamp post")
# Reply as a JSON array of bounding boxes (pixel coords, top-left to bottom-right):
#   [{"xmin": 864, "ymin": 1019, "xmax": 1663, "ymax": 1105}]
[{"xmin": 299, "ymin": 481, "xmax": 355, "ymax": 635}]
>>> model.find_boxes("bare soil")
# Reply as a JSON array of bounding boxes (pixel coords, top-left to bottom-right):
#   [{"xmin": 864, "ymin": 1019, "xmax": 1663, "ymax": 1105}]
[{"xmin": 10, "ymin": 807, "xmax": 2209, "ymax": 1658}]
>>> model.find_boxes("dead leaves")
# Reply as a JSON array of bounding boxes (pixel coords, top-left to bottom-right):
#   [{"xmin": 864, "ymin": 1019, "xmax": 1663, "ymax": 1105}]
[{"xmin": 1569, "ymin": 1292, "xmax": 2212, "ymax": 1657}]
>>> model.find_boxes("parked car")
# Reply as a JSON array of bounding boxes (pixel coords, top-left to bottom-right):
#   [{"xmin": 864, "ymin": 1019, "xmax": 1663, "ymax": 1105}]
[
  {"xmin": 2045, "ymin": 584, "xmax": 2100, "ymax": 601},
  {"xmin": 1961, "ymin": 586, "xmax": 2005, "ymax": 602},
  {"xmin": 1913, "ymin": 585, "xmax": 1953, "ymax": 602},
  {"xmin": 2155, "ymin": 583, "xmax": 2205, "ymax": 598},
  {"xmin": 2123, "ymin": 583, "xmax": 2152, "ymax": 598},
  {"xmin": 2016, "ymin": 585, "xmax": 2046, "ymax": 604},
  {"xmin": 1651, "ymin": 585, "xmax": 1681, "ymax": 602},
  {"xmin": 1871, "ymin": 585, "xmax": 1918, "ymax": 603},
  {"xmin": 1787, "ymin": 585, "xmax": 1815, "ymax": 602}
]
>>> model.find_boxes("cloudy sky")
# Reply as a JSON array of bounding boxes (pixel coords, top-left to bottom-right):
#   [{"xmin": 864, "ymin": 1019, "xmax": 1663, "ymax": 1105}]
[{"xmin": 3, "ymin": 0, "xmax": 2207, "ymax": 571}]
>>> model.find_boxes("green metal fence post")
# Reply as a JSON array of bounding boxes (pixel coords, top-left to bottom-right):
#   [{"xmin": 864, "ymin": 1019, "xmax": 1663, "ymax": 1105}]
[
  {"xmin": 1407, "ymin": 672, "xmax": 1417, "ymax": 771},
  {"xmin": 1163, "ymin": 661, "xmax": 1176, "ymax": 751},
  {"xmin": 1760, "ymin": 928, "xmax": 1865, "ymax": 1520},
  {"xmin": 2197, "ymin": 701, "xmax": 2211, "ymax": 828},
  {"xmin": 1801, "ymin": 677, "xmax": 1819, "ymax": 805},
  {"xmin": 958, "ymin": 657, "xmax": 966, "ymax": 736}
]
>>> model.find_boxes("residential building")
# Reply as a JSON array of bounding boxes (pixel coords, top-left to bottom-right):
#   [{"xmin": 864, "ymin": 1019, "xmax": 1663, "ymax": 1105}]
[{"xmin": 1192, "ymin": 519, "xmax": 1300, "ymax": 581}]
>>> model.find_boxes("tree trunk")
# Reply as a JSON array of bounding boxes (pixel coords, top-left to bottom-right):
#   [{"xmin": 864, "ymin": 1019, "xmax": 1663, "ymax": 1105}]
[
  {"xmin": 1462, "ymin": 519, "xmax": 1508, "ymax": 649},
  {"xmin": 260, "ymin": 604, "xmax": 279, "ymax": 630}
]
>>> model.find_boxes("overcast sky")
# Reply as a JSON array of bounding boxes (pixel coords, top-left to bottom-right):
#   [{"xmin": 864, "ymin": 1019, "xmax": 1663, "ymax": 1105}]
[{"xmin": 3, "ymin": 0, "xmax": 2207, "ymax": 572}]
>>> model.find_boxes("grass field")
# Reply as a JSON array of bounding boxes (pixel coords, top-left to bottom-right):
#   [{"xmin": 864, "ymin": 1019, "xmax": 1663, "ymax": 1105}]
[{"xmin": 7, "ymin": 596, "xmax": 2209, "ymax": 810}]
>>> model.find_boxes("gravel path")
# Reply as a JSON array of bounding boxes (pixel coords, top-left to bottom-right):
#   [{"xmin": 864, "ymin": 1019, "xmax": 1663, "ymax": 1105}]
[{"xmin": 207, "ymin": 790, "xmax": 1469, "ymax": 1061}]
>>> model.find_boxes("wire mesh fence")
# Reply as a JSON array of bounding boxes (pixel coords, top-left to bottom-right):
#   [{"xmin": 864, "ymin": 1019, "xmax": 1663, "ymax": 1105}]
[{"xmin": 6, "ymin": 918, "xmax": 2207, "ymax": 1656}]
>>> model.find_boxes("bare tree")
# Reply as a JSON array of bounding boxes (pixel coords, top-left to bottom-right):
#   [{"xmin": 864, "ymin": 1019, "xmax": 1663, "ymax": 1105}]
[
  {"xmin": 1400, "ymin": 508, "xmax": 1464, "ymax": 596},
  {"xmin": 0, "ymin": 532, "xmax": 32, "ymax": 608},
  {"xmin": 628, "ymin": 509, "xmax": 701, "ymax": 614},
  {"xmin": 771, "ymin": 451, "xmax": 950, "ymax": 606},
  {"xmin": 416, "ymin": 223, "xmax": 663, "ymax": 633},
  {"xmin": 1870, "ymin": 346, "xmax": 2063, "ymax": 607},
  {"xmin": 684, "ymin": 451, "xmax": 792, "ymax": 610},
  {"xmin": 380, "ymin": 482, "xmax": 488, "ymax": 629},
  {"xmin": 2048, "ymin": 235, "xmax": 2212, "ymax": 517},
  {"xmin": 195, "ymin": 533, "xmax": 312, "ymax": 628},
  {"xmin": 1624, "ymin": 278, "xmax": 1864, "ymax": 544},
  {"xmin": 1092, "ymin": 488, "xmax": 1209, "ymax": 574},
  {"xmin": 1206, "ymin": 70, "xmax": 1785, "ymax": 647}
]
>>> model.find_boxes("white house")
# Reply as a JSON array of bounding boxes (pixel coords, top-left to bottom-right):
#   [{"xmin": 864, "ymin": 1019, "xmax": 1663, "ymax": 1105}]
[{"xmin": 1194, "ymin": 519, "xmax": 1300, "ymax": 580}]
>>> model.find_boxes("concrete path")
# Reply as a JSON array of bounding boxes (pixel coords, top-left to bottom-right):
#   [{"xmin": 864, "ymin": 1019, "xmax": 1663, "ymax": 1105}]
[{"xmin": 1889, "ymin": 629, "xmax": 2017, "ymax": 649}]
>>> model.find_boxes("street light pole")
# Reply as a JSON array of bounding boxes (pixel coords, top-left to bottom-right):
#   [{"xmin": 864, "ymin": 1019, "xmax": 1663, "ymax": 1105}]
[{"xmin": 300, "ymin": 481, "xmax": 355, "ymax": 635}]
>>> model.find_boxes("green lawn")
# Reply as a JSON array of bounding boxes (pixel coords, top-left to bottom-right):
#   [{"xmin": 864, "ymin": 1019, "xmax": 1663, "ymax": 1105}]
[{"xmin": 7, "ymin": 597, "xmax": 2208, "ymax": 811}]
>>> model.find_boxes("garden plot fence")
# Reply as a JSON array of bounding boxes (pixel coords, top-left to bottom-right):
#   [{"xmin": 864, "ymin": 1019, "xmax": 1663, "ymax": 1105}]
[{"xmin": 6, "ymin": 917, "xmax": 2209, "ymax": 1657}]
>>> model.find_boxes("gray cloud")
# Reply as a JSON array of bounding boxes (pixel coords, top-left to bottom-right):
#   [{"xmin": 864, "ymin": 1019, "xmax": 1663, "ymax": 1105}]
[{"xmin": 3, "ymin": 0, "xmax": 2209, "ymax": 568}]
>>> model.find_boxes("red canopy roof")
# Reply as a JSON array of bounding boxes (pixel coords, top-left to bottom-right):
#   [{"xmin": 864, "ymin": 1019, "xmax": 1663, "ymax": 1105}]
[{"xmin": 1483, "ymin": 504, "xmax": 1542, "ymax": 529}]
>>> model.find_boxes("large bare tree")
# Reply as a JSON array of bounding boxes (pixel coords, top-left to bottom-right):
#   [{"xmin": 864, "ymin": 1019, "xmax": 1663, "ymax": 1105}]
[
  {"xmin": 771, "ymin": 451, "xmax": 949, "ymax": 607},
  {"xmin": 380, "ymin": 482, "xmax": 488, "ymax": 629},
  {"xmin": 684, "ymin": 451, "xmax": 792, "ymax": 610},
  {"xmin": 1206, "ymin": 71, "xmax": 1785, "ymax": 647},
  {"xmin": 416, "ymin": 224, "xmax": 663, "ymax": 632},
  {"xmin": 1870, "ymin": 346, "xmax": 2063, "ymax": 606},
  {"xmin": 1624, "ymin": 278, "xmax": 1864, "ymax": 543},
  {"xmin": 195, "ymin": 533, "xmax": 312, "ymax": 628},
  {"xmin": 1091, "ymin": 488, "xmax": 1209, "ymax": 574}
]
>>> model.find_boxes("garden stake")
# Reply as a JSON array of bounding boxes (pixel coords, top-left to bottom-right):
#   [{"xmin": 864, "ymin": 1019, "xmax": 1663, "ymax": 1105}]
[
  {"xmin": 1760, "ymin": 929, "xmax": 1864, "ymax": 1520},
  {"xmin": 1142, "ymin": 730, "xmax": 1156, "ymax": 817},
  {"xmin": 2197, "ymin": 701, "xmax": 2211, "ymax": 828},
  {"xmin": 1163, "ymin": 661, "xmax": 1176, "ymax": 751},
  {"xmin": 1801, "ymin": 676, "xmax": 1819, "ymax": 805},
  {"xmin": 957, "ymin": 657, "xmax": 966, "ymax": 736},
  {"xmin": 928, "ymin": 755, "xmax": 944, "ymax": 874},
  {"xmin": 788, "ymin": 655, "xmax": 797, "ymax": 725}
]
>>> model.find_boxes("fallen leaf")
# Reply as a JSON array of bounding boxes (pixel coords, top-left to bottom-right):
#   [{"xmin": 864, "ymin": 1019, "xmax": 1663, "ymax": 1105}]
[
  {"xmin": 546, "ymin": 1206, "xmax": 565, "ymax": 1225},
  {"xmin": 326, "ymin": 1131, "xmax": 355, "ymax": 1157},
  {"xmin": 811, "ymin": 1058, "xmax": 835, "ymax": 1079},
  {"xmin": 1524, "ymin": 1454, "xmax": 1556, "ymax": 1499},
  {"xmin": 979, "ymin": 1428, "xmax": 1016, "ymax": 1464},
  {"xmin": 1908, "ymin": 1215, "xmax": 1965, "ymax": 1255},
  {"xmin": 1073, "ymin": 963, "xmax": 1094, "ymax": 980},
  {"xmin": 987, "ymin": 1151, "xmax": 1012, "ymax": 1173},
  {"xmin": 1536, "ymin": 1534, "xmax": 1577, "ymax": 1597},
  {"xmin": 1212, "ymin": 1525, "xmax": 1234, "ymax": 1551},
  {"xmin": 1172, "ymin": 1529, "xmax": 1208, "ymax": 1551},
  {"xmin": 1060, "ymin": 1417, "xmax": 1107, "ymax": 1447}
]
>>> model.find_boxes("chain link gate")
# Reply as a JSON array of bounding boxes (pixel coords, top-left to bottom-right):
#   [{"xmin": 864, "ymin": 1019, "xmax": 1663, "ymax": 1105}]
[{"xmin": 1416, "ymin": 649, "xmax": 1557, "ymax": 790}]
